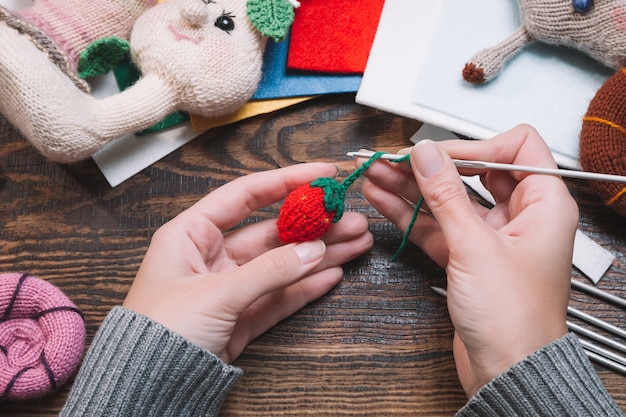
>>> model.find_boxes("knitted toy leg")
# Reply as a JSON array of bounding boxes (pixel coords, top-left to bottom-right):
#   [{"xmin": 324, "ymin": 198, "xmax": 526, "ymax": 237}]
[
  {"xmin": 0, "ymin": 273, "xmax": 85, "ymax": 400},
  {"xmin": 463, "ymin": 26, "xmax": 533, "ymax": 83},
  {"xmin": 580, "ymin": 68, "xmax": 626, "ymax": 217}
]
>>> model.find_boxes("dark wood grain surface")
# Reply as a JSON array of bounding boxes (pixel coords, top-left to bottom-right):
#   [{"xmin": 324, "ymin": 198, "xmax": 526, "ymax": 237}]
[{"xmin": 0, "ymin": 93, "xmax": 624, "ymax": 415}]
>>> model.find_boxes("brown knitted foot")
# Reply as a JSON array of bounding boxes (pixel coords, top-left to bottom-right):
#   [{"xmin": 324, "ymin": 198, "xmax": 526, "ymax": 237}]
[{"xmin": 462, "ymin": 63, "xmax": 485, "ymax": 83}]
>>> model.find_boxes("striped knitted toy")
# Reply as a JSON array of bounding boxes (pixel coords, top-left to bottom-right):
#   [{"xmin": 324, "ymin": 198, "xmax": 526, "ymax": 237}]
[
  {"xmin": 463, "ymin": 0, "xmax": 626, "ymax": 84},
  {"xmin": 0, "ymin": 0, "xmax": 296, "ymax": 163},
  {"xmin": 0, "ymin": 273, "xmax": 85, "ymax": 401},
  {"xmin": 580, "ymin": 68, "xmax": 626, "ymax": 217}
]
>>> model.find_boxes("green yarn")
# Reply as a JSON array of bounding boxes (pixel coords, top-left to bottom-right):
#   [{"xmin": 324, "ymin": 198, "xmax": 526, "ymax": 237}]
[
  {"xmin": 392, "ymin": 196, "xmax": 424, "ymax": 261},
  {"xmin": 310, "ymin": 177, "xmax": 345, "ymax": 222},
  {"xmin": 246, "ymin": 0, "xmax": 295, "ymax": 42},
  {"xmin": 311, "ymin": 152, "xmax": 388, "ymax": 223},
  {"xmin": 78, "ymin": 37, "xmax": 130, "ymax": 79},
  {"xmin": 311, "ymin": 152, "xmax": 419, "ymax": 259}
]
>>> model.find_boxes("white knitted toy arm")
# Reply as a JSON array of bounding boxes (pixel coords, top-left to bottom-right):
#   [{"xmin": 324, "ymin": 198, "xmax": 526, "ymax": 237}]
[{"xmin": 0, "ymin": 24, "xmax": 177, "ymax": 163}]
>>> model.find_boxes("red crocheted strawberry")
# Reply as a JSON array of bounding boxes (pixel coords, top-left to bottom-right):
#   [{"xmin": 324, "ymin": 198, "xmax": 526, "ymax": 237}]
[
  {"xmin": 276, "ymin": 152, "xmax": 410, "ymax": 244},
  {"xmin": 276, "ymin": 178, "xmax": 345, "ymax": 243}
]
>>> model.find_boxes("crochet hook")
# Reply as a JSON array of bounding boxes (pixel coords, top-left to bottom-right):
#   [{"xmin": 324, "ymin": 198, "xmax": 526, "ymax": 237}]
[{"xmin": 347, "ymin": 151, "xmax": 626, "ymax": 184}]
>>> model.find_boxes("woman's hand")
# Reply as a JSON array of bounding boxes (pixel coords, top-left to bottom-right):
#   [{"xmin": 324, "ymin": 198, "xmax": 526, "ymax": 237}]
[
  {"xmin": 123, "ymin": 163, "xmax": 373, "ymax": 363},
  {"xmin": 360, "ymin": 125, "xmax": 579, "ymax": 397}
]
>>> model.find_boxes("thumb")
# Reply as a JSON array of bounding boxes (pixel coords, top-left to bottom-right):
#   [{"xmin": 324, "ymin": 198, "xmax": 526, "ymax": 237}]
[
  {"xmin": 410, "ymin": 140, "xmax": 485, "ymax": 242},
  {"xmin": 226, "ymin": 240, "xmax": 326, "ymax": 307}
]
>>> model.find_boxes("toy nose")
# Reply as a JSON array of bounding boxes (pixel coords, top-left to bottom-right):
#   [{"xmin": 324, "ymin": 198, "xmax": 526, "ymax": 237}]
[{"xmin": 181, "ymin": 0, "xmax": 209, "ymax": 27}]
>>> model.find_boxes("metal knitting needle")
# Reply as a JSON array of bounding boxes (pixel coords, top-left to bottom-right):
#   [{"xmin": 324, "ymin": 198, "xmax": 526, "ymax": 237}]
[
  {"xmin": 432, "ymin": 286, "xmax": 626, "ymax": 347},
  {"xmin": 347, "ymin": 151, "xmax": 626, "ymax": 184},
  {"xmin": 579, "ymin": 338, "xmax": 626, "ymax": 367},
  {"xmin": 431, "ymin": 287, "xmax": 626, "ymax": 339},
  {"xmin": 430, "ymin": 287, "xmax": 626, "ymax": 375},
  {"xmin": 566, "ymin": 306, "xmax": 626, "ymax": 340},
  {"xmin": 567, "ymin": 321, "xmax": 626, "ymax": 354},
  {"xmin": 584, "ymin": 349, "xmax": 626, "ymax": 376},
  {"xmin": 571, "ymin": 279, "xmax": 626, "ymax": 310}
]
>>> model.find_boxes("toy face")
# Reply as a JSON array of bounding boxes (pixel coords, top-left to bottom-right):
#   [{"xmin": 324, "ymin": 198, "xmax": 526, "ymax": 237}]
[{"xmin": 130, "ymin": 0, "xmax": 266, "ymax": 116}]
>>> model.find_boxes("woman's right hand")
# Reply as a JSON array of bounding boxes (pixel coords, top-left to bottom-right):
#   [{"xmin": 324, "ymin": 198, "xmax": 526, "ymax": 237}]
[{"xmin": 360, "ymin": 125, "xmax": 579, "ymax": 397}]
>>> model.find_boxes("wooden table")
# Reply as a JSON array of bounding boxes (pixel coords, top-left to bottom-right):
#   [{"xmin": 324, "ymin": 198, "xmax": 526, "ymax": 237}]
[{"xmin": 1, "ymin": 94, "xmax": 625, "ymax": 416}]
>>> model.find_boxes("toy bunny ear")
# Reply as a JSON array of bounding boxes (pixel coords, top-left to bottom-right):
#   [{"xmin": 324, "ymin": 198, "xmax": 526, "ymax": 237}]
[{"xmin": 247, "ymin": 0, "xmax": 300, "ymax": 42}]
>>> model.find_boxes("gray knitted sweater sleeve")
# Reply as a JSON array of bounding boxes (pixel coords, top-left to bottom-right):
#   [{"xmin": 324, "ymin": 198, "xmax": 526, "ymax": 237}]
[
  {"xmin": 59, "ymin": 306, "xmax": 243, "ymax": 417},
  {"xmin": 60, "ymin": 308, "xmax": 624, "ymax": 416},
  {"xmin": 458, "ymin": 332, "xmax": 625, "ymax": 416}
]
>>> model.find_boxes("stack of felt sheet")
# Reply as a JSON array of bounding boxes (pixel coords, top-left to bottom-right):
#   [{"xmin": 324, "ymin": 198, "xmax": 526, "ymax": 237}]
[{"xmin": 93, "ymin": 0, "xmax": 386, "ymax": 186}]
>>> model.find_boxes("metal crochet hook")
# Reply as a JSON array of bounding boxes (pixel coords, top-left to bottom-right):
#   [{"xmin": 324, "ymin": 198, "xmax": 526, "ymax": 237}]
[{"xmin": 347, "ymin": 151, "xmax": 626, "ymax": 184}]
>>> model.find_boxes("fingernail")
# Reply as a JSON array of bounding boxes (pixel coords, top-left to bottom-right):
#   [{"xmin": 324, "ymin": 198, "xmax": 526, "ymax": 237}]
[
  {"xmin": 412, "ymin": 140, "xmax": 444, "ymax": 178},
  {"xmin": 293, "ymin": 240, "xmax": 326, "ymax": 263}
]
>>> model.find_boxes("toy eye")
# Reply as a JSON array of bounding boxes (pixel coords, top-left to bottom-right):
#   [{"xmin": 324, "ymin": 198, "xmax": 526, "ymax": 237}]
[
  {"xmin": 215, "ymin": 12, "xmax": 235, "ymax": 33},
  {"xmin": 572, "ymin": 0, "xmax": 593, "ymax": 13}
]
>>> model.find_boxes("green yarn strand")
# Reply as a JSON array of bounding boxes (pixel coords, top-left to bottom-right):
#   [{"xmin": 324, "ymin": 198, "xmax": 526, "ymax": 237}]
[
  {"xmin": 311, "ymin": 151, "xmax": 418, "ymax": 259},
  {"xmin": 311, "ymin": 152, "xmax": 389, "ymax": 223},
  {"xmin": 310, "ymin": 177, "xmax": 344, "ymax": 222},
  {"xmin": 392, "ymin": 195, "xmax": 423, "ymax": 261}
]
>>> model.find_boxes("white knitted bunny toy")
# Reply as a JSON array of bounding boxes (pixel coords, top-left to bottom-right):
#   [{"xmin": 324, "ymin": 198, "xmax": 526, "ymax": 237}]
[{"xmin": 0, "ymin": 0, "xmax": 296, "ymax": 162}]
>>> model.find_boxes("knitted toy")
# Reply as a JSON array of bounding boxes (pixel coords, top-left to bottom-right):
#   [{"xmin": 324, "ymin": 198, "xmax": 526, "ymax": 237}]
[
  {"xmin": 580, "ymin": 68, "xmax": 626, "ymax": 216},
  {"xmin": 0, "ymin": 0, "xmax": 298, "ymax": 163},
  {"xmin": 459, "ymin": 0, "xmax": 626, "ymax": 217},
  {"xmin": 277, "ymin": 153, "xmax": 421, "ymax": 259},
  {"xmin": 0, "ymin": 273, "xmax": 85, "ymax": 401},
  {"xmin": 462, "ymin": 0, "xmax": 626, "ymax": 84}
]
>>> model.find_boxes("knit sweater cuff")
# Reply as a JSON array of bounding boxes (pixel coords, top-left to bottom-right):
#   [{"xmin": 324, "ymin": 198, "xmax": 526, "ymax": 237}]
[
  {"xmin": 457, "ymin": 332, "xmax": 624, "ymax": 416},
  {"xmin": 60, "ymin": 306, "xmax": 242, "ymax": 417}
]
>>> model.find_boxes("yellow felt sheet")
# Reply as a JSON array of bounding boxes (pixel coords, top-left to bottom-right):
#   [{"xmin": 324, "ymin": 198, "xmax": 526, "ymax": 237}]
[{"xmin": 189, "ymin": 96, "xmax": 316, "ymax": 132}]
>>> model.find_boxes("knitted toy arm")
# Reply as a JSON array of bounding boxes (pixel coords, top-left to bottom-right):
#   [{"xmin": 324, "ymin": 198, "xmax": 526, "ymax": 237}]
[
  {"xmin": 463, "ymin": 26, "xmax": 533, "ymax": 83},
  {"xmin": 0, "ymin": 24, "xmax": 177, "ymax": 162}
]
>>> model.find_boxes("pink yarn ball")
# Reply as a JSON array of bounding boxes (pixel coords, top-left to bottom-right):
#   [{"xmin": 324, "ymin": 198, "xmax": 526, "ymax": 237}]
[{"xmin": 0, "ymin": 273, "xmax": 85, "ymax": 400}]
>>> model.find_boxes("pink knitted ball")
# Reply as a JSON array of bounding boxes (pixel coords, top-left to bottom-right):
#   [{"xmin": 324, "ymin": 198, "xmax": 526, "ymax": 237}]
[{"xmin": 0, "ymin": 273, "xmax": 85, "ymax": 400}]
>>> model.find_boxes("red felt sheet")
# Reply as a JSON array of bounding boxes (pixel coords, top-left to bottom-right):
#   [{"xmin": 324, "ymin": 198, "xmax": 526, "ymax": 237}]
[{"xmin": 286, "ymin": 0, "xmax": 385, "ymax": 74}]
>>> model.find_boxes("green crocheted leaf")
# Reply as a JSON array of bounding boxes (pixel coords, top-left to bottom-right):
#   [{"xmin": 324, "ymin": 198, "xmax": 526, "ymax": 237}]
[
  {"xmin": 246, "ymin": 0, "xmax": 295, "ymax": 42},
  {"xmin": 311, "ymin": 177, "xmax": 344, "ymax": 223},
  {"xmin": 78, "ymin": 37, "xmax": 130, "ymax": 79}
]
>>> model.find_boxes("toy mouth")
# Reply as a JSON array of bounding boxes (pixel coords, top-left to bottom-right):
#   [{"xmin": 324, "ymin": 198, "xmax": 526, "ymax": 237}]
[{"xmin": 167, "ymin": 23, "xmax": 201, "ymax": 44}]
